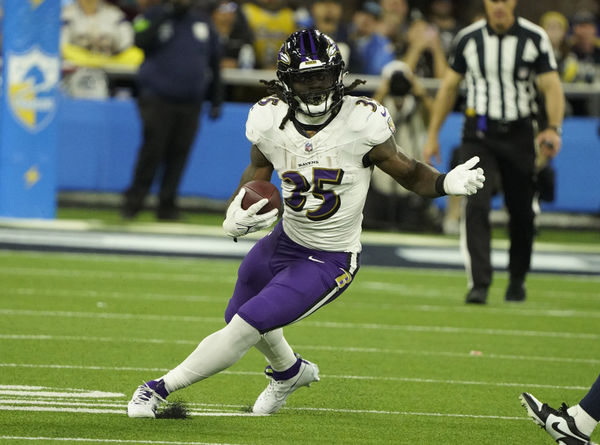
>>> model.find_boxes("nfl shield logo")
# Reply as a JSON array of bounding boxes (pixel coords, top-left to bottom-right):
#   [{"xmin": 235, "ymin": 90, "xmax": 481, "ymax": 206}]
[
  {"xmin": 7, "ymin": 46, "xmax": 60, "ymax": 132},
  {"xmin": 305, "ymin": 142, "xmax": 313, "ymax": 152}
]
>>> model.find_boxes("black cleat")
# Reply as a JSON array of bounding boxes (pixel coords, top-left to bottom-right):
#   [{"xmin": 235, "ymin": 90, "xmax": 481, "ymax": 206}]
[
  {"xmin": 519, "ymin": 392, "xmax": 597, "ymax": 444},
  {"xmin": 505, "ymin": 281, "xmax": 526, "ymax": 302},
  {"xmin": 465, "ymin": 287, "xmax": 488, "ymax": 304}
]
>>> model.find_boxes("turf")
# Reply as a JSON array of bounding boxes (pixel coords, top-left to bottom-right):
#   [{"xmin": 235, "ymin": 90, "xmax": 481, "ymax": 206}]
[{"xmin": 1, "ymin": 249, "xmax": 599, "ymax": 444}]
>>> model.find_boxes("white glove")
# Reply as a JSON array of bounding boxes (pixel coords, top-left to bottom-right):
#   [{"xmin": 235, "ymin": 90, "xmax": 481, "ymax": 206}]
[
  {"xmin": 223, "ymin": 188, "xmax": 279, "ymax": 238},
  {"xmin": 444, "ymin": 156, "xmax": 486, "ymax": 196}
]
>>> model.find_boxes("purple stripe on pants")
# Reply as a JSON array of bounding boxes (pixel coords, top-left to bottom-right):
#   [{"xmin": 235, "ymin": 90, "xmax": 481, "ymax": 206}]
[{"xmin": 224, "ymin": 222, "xmax": 359, "ymax": 333}]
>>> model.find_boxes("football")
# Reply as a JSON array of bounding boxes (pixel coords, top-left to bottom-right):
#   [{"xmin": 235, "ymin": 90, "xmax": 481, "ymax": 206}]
[{"xmin": 241, "ymin": 180, "xmax": 283, "ymax": 215}]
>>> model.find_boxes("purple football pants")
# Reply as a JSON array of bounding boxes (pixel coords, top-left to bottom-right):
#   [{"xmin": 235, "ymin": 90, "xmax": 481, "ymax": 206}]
[{"xmin": 224, "ymin": 222, "xmax": 360, "ymax": 334}]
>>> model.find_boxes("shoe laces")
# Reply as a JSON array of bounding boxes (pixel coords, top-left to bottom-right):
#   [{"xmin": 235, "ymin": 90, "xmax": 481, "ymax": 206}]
[
  {"xmin": 558, "ymin": 403, "xmax": 570, "ymax": 415},
  {"xmin": 133, "ymin": 382, "xmax": 166, "ymax": 405}
]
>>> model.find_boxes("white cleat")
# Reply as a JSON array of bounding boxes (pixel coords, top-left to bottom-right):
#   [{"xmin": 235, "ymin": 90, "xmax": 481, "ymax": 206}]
[
  {"xmin": 519, "ymin": 392, "xmax": 597, "ymax": 445},
  {"xmin": 252, "ymin": 357, "xmax": 320, "ymax": 415},
  {"xmin": 127, "ymin": 380, "xmax": 166, "ymax": 418}
]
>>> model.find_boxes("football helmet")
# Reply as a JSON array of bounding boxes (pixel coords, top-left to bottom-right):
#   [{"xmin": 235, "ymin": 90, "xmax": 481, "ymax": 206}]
[{"xmin": 277, "ymin": 29, "xmax": 345, "ymax": 117}]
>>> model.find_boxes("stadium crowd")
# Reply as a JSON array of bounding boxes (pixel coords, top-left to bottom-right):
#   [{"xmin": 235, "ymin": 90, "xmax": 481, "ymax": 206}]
[{"xmin": 57, "ymin": 0, "xmax": 600, "ymax": 115}]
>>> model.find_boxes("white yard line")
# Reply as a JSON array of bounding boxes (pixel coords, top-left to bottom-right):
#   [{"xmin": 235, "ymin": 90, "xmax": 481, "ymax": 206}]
[
  {"xmin": 0, "ymin": 436, "xmax": 238, "ymax": 445},
  {"xmin": 0, "ymin": 398, "xmax": 530, "ymax": 421},
  {"xmin": 1, "ymin": 333, "xmax": 598, "ymax": 365},
  {"xmin": 7, "ymin": 284, "xmax": 600, "ymax": 312},
  {"xmin": 0, "ymin": 406, "xmax": 260, "ymax": 416},
  {"xmin": 0, "ymin": 267, "xmax": 234, "ymax": 283},
  {"xmin": 0, "ymin": 363, "xmax": 589, "ymax": 390},
  {"xmin": 8, "ymin": 287, "xmax": 227, "ymax": 304},
  {"xmin": 1, "ymin": 308, "xmax": 598, "ymax": 340}
]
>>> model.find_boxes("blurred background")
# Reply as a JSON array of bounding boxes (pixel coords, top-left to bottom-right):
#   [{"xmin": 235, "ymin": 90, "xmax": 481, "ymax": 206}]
[{"xmin": 1, "ymin": 0, "xmax": 599, "ymax": 236}]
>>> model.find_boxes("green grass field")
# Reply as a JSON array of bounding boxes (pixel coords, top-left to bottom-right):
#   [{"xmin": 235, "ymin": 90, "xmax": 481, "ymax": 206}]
[{"xmin": 1, "ymin": 248, "xmax": 599, "ymax": 444}]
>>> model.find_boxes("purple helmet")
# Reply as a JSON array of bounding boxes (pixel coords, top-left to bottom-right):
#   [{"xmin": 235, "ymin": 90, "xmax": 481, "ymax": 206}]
[{"xmin": 276, "ymin": 29, "xmax": 345, "ymax": 116}]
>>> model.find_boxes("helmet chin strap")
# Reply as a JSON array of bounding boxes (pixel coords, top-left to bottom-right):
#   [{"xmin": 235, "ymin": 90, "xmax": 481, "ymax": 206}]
[
  {"xmin": 294, "ymin": 106, "xmax": 333, "ymax": 125},
  {"xmin": 293, "ymin": 92, "xmax": 335, "ymax": 124}
]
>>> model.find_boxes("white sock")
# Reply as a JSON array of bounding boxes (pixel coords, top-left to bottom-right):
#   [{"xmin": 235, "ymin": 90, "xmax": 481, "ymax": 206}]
[
  {"xmin": 253, "ymin": 328, "xmax": 297, "ymax": 371},
  {"xmin": 162, "ymin": 315, "xmax": 261, "ymax": 393},
  {"xmin": 567, "ymin": 404, "xmax": 598, "ymax": 437}
]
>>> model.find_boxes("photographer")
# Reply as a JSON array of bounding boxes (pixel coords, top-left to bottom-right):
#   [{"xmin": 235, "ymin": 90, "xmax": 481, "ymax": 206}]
[{"xmin": 363, "ymin": 61, "xmax": 441, "ymax": 232}]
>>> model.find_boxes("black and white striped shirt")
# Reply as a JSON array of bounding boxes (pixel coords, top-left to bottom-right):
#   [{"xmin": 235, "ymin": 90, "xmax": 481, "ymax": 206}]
[{"xmin": 449, "ymin": 17, "xmax": 557, "ymax": 121}]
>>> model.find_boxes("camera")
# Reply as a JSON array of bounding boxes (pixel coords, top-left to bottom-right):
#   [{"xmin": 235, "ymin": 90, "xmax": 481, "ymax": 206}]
[{"xmin": 388, "ymin": 70, "xmax": 413, "ymax": 97}]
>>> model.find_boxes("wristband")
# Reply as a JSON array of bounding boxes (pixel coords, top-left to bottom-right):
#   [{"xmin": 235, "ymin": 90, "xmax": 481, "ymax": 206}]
[
  {"xmin": 435, "ymin": 174, "xmax": 447, "ymax": 196},
  {"xmin": 547, "ymin": 125, "xmax": 562, "ymax": 136}
]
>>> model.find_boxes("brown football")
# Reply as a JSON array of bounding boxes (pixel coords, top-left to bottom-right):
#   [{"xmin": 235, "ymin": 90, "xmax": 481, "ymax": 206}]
[{"xmin": 241, "ymin": 180, "xmax": 283, "ymax": 215}]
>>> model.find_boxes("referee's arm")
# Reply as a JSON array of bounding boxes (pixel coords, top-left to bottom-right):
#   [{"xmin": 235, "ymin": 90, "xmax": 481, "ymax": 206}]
[
  {"xmin": 536, "ymin": 71, "xmax": 565, "ymax": 159},
  {"xmin": 423, "ymin": 68, "xmax": 464, "ymax": 164}
]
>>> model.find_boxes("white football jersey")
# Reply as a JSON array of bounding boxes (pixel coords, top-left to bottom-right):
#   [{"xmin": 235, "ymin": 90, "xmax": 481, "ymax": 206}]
[
  {"xmin": 246, "ymin": 95, "xmax": 396, "ymax": 253},
  {"xmin": 61, "ymin": 1, "xmax": 134, "ymax": 55}
]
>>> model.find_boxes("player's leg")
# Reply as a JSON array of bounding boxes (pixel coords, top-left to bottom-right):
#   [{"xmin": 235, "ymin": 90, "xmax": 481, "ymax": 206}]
[
  {"xmin": 254, "ymin": 328, "xmax": 297, "ymax": 373},
  {"xmin": 236, "ymin": 232, "xmax": 358, "ymax": 414},
  {"xmin": 578, "ymin": 373, "xmax": 600, "ymax": 436},
  {"xmin": 128, "ymin": 224, "xmax": 280, "ymax": 418},
  {"xmin": 520, "ymin": 374, "xmax": 600, "ymax": 444},
  {"xmin": 127, "ymin": 314, "xmax": 261, "ymax": 418}
]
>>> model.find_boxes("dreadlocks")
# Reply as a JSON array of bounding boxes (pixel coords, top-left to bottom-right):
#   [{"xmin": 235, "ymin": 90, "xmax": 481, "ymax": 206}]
[{"xmin": 259, "ymin": 78, "xmax": 368, "ymax": 130}]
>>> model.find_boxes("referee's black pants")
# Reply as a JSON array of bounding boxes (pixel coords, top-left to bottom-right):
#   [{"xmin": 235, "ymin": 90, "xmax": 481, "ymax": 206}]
[
  {"xmin": 124, "ymin": 95, "xmax": 202, "ymax": 217},
  {"xmin": 459, "ymin": 118, "xmax": 536, "ymax": 290}
]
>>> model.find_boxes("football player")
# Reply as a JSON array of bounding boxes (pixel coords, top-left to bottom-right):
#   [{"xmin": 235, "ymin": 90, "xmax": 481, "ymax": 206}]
[
  {"xmin": 521, "ymin": 373, "xmax": 600, "ymax": 445},
  {"xmin": 128, "ymin": 28, "xmax": 485, "ymax": 418}
]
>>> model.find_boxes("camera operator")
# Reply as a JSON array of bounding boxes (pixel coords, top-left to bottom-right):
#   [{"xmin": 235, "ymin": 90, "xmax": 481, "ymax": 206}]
[{"xmin": 363, "ymin": 61, "xmax": 441, "ymax": 232}]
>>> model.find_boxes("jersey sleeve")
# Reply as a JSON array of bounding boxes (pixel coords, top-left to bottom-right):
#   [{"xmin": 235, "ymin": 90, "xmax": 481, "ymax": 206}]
[
  {"xmin": 345, "ymin": 97, "xmax": 395, "ymax": 156},
  {"xmin": 245, "ymin": 98, "xmax": 276, "ymax": 145}
]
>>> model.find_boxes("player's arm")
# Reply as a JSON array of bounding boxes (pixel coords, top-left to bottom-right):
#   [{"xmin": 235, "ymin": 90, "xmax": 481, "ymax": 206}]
[
  {"xmin": 368, "ymin": 137, "xmax": 444, "ymax": 198},
  {"xmin": 367, "ymin": 136, "xmax": 485, "ymax": 197},
  {"xmin": 228, "ymin": 144, "xmax": 274, "ymax": 203},
  {"xmin": 223, "ymin": 145, "xmax": 277, "ymax": 238}
]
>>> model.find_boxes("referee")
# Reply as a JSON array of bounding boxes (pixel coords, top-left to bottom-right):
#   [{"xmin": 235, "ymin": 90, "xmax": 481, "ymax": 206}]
[{"xmin": 424, "ymin": 0, "xmax": 565, "ymax": 304}]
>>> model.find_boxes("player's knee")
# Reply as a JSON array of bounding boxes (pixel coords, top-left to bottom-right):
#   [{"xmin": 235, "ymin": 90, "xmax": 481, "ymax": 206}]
[{"xmin": 223, "ymin": 314, "xmax": 261, "ymax": 349}]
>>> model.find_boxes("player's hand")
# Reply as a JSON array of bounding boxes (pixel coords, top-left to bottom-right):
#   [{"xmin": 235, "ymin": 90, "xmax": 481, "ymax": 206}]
[
  {"xmin": 444, "ymin": 156, "xmax": 485, "ymax": 195},
  {"xmin": 222, "ymin": 188, "xmax": 278, "ymax": 238}
]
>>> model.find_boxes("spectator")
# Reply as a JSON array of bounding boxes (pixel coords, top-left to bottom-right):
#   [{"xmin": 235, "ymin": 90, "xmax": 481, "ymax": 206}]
[
  {"xmin": 347, "ymin": 1, "xmax": 395, "ymax": 75},
  {"xmin": 426, "ymin": 0, "xmax": 462, "ymax": 57},
  {"xmin": 539, "ymin": 11, "xmax": 571, "ymax": 76},
  {"xmin": 61, "ymin": 0, "xmax": 134, "ymax": 56},
  {"xmin": 309, "ymin": 0, "xmax": 351, "ymax": 64},
  {"xmin": 376, "ymin": 0, "xmax": 410, "ymax": 53},
  {"xmin": 423, "ymin": 0, "xmax": 565, "ymax": 304},
  {"xmin": 402, "ymin": 17, "xmax": 447, "ymax": 78},
  {"xmin": 211, "ymin": 0, "xmax": 255, "ymax": 69},
  {"xmin": 365, "ymin": 60, "xmax": 442, "ymax": 232},
  {"xmin": 121, "ymin": 0, "xmax": 223, "ymax": 221},
  {"xmin": 242, "ymin": 0, "xmax": 297, "ymax": 69},
  {"xmin": 563, "ymin": 10, "xmax": 600, "ymax": 115}
]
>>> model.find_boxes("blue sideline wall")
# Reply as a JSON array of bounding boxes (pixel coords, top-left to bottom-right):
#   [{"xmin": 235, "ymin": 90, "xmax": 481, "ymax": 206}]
[{"xmin": 58, "ymin": 96, "xmax": 600, "ymax": 213}]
